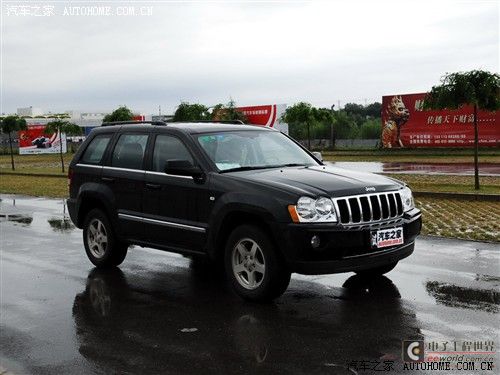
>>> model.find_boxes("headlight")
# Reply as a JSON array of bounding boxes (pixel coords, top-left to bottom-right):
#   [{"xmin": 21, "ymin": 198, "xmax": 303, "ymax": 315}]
[
  {"xmin": 289, "ymin": 196, "xmax": 337, "ymax": 223},
  {"xmin": 400, "ymin": 187, "xmax": 414, "ymax": 212}
]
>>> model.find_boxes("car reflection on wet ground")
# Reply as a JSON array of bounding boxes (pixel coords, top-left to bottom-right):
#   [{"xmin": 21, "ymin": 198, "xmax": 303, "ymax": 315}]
[
  {"xmin": 330, "ymin": 162, "xmax": 500, "ymax": 176},
  {"xmin": 0, "ymin": 195, "xmax": 498, "ymax": 374}
]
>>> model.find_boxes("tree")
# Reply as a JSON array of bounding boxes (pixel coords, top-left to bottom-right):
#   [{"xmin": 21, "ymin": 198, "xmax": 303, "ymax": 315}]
[
  {"xmin": 332, "ymin": 110, "xmax": 357, "ymax": 139},
  {"xmin": 211, "ymin": 99, "xmax": 247, "ymax": 123},
  {"xmin": 173, "ymin": 102, "xmax": 210, "ymax": 122},
  {"xmin": 45, "ymin": 120, "xmax": 82, "ymax": 173},
  {"xmin": 424, "ymin": 70, "xmax": 500, "ymax": 190},
  {"xmin": 103, "ymin": 106, "xmax": 134, "ymax": 123},
  {"xmin": 343, "ymin": 103, "xmax": 365, "ymax": 117},
  {"xmin": 359, "ymin": 119, "xmax": 382, "ymax": 139},
  {"xmin": 311, "ymin": 107, "xmax": 336, "ymax": 146},
  {"xmin": 0, "ymin": 116, "xmax": 27, "ymax": 170},
  {"xmin": 281, "ymin": 102, "xmax": 316, "ymax": 149},
  {"xmin": 365, "ymin": 102, "xmax": 382, "ymax": 118}
]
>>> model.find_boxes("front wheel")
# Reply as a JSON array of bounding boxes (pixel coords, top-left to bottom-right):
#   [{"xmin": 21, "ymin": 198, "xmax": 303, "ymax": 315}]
[
  {"xmin": 83, "ymin": 208, "xmax": 128, "ymax": 268},
  {"xmin": 355, "ymin": 262, "xmax": 398, "ymax": 277},
  {"xmin": 225, "ymin": 225, "xmax": 291, "ymax": 302}
]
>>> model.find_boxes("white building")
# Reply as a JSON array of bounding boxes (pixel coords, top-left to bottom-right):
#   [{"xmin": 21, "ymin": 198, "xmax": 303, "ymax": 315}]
[{"xmin": 17, "ymin": 106, "xmax": 43, "ymax": 117}]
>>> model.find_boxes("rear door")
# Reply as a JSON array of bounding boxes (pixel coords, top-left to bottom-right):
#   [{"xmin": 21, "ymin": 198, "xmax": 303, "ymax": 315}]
[
  {"xmin": 101, "ymin": 132, "xmax": 150, "ymax": 241},
  {"xmin": 142, "ymin": 132, "xmax": 210, "ymax": 253}
]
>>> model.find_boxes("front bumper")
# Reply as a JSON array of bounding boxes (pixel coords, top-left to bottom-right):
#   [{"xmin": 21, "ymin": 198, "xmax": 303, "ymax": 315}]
[{"xmin": 275, "ymin": 208, "xmax": 422, "ymax": 275}]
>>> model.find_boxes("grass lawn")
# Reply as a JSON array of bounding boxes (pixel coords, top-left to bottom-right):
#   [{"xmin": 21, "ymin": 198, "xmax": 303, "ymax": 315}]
[
  {"xmin": 0, "ymin": 175, "xmax": 68, "ymax": 198},
  {"xmin": 416, "ymin": 197, "xmax": 500, "ymax": 242},
  {"xmin": 0, "ymin": 153, "xmax": 73, "ymax": 175},
  {"xmin": 388, "ymin": 174, "xmax": 500, "ymax": 195}
]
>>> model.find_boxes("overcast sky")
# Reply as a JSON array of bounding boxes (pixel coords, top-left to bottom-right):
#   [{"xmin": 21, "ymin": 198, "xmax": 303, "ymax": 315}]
[{"xmin": 2, "ymin": 0, "xmax": 498, "ymax": 115}]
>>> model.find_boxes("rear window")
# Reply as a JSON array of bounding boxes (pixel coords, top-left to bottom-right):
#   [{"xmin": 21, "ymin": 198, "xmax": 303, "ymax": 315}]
[{"xmin": 80, "ymin": 134, "xmax": 112, "ymax": 164}]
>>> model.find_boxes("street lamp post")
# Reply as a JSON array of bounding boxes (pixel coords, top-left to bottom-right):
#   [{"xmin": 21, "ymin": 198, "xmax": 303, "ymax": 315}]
[{"xmin": 330, "ymin": 104, "xmax": 335, "ymax": 149}]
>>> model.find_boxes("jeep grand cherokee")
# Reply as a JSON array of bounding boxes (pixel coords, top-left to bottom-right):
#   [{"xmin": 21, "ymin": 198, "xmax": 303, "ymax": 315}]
[{"xmin": 67, "ymin": 121, "xmax": 421, "ymax": 302}]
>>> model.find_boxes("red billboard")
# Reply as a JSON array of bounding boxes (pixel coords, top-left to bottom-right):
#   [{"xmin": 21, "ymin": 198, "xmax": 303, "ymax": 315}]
[
  {"xmin": 18, "ymin": 124, "xmax": 67, "ymax": 155},
  {"xmin": 381, "ymin": 93, "xmax": 499, "ymax": 148},
  {"xmin": 228, "ymin": 104, "xmax": 289, "ymax": 134}
]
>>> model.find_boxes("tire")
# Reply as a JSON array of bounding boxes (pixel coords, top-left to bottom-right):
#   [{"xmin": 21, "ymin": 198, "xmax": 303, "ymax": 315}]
[
  {"xmin": 83, "ymin": 208, "xmax": 128, "ymax": 268},
  {"xmin": 225, "ymin": 225, "xmax": 291, "ymax": 302},
  {"xmin": 355, "ymin": 262, "xmax": 398, "ymax": 277}
]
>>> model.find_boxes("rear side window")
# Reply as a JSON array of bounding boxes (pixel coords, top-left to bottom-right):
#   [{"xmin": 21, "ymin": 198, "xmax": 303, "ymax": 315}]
[
  {"xmin": 153, "ymin": 135, "xmax": 193, "ymax": 172},
  {"xmin": 111, "ymin": 134, "xmax": 149, "ymax": 170},
  {"xmin": 80, "ymin": 134, "xmax": 112, "ymax": 164}
]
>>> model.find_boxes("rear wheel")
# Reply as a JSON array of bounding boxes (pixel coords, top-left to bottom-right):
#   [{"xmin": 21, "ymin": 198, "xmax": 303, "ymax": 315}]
[
  {"xmin": 83, "ymin": 209, "xmax": 128, "ymax": 267},
  {"xmin": 356, "ymin": 262, "xmax": 398, "ymax": 277},
  {"xmin": 225, "ymin": 225, "xmax": 290, "ymax": 302}
]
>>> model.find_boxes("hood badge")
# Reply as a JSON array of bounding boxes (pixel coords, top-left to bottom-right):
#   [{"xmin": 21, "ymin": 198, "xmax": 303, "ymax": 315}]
[{"xmin": 365, "ymin": 187, "xmax": 376, "ymax": 192}]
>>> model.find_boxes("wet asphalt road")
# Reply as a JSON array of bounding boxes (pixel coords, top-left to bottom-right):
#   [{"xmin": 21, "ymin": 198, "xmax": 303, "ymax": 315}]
[{"xmin": 0, "ymin": 195, "xmax": 498, "ymax": 375}]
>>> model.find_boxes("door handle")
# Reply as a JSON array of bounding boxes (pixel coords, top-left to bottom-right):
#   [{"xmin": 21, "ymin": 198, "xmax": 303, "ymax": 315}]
[
  {"xmin": 146, "ymin": 183, "xmax": 161, "ymax": 190},
  {"xmin": 101, "ymin": 177, "xmax": 115, "ymax": 182}
]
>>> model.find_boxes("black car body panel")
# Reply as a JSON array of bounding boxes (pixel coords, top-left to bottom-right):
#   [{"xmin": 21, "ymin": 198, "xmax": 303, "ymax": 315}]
[{"xmin": 68, "ymin": 122, "xmax": 422, "ymax": 276}]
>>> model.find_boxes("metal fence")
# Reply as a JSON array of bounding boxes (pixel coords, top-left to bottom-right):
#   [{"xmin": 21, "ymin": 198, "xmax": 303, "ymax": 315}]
[{"xmin": 298, "ymin": 139, "xmax": 380, "ymax": 149}]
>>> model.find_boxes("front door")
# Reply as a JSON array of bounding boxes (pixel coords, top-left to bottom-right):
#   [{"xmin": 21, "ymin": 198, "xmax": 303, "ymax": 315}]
[{"xmin": 142, "ymin": 133, "xmax": 210, "ymax": 252}]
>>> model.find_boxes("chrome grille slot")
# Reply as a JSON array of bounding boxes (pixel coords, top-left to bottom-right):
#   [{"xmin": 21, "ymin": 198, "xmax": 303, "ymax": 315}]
[
  {"xmin": 369, "ymin": 195, "xmax": 381, "ymax": 220},
  {"xmin": 333, "ymin": 191, "xmax": 404, "ymax": 226},
  {"xmin": 380, "ymin": 194, "xmax": 389, "ymax": 219}
]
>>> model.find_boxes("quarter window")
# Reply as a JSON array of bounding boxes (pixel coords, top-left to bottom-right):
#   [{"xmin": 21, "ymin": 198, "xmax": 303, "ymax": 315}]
[
  {"xmin": 111, "ymin": 134, "xmax": 149, "ymax": 170},
  {"xmin": 80, "ymin": 134, "xmax": 112, "ymax": 164},
  {"xmin": 153, "ymin": 135, "xmax": 193, "ymax": 172}
]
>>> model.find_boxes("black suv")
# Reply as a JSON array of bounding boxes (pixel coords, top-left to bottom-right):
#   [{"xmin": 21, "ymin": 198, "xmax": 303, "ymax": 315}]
[{"xmin": 68, "ymin": 121, "xmax": 421, "ymax": 301}]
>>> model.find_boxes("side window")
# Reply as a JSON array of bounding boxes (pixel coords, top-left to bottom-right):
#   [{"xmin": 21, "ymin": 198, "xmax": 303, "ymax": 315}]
[
  {"xmin": 153, "ymin": 135, "xmax": 194, "ymax": 172},
  {"xmin": 111, "ymin": 134, "xmax": 149, "ymax": 170},
  {"xmin": 80, "ymin": 134, "xmax": 112, "ymax": 164}
]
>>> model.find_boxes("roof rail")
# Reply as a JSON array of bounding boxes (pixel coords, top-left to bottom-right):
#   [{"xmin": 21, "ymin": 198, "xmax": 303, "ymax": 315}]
[
  {"xmin": 172, "ymin": 120, "xmax": 245, "ymax": 125},
  {"xmin": 101, "ymin": 120, "xmax": 167, "ymax": 127}
]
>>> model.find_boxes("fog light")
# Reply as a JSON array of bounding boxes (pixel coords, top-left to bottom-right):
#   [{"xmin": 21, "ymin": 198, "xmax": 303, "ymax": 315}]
[{"xmin": 311, "ymin": 235, "xmax": 321, "ymax": 249}]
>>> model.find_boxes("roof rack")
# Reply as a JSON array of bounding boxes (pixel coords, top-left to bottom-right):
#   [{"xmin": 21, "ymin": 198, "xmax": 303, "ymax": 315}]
[
  {"xmin": 101, "ymin": 120, "xmax": 167, "ymax": 127},
  {"xmin": 173, "ymin": 120, "xmax": 245, "ymax": 125}
]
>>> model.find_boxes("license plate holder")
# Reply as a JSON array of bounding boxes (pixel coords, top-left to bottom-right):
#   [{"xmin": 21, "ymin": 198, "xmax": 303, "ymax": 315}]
[{"xmin": 371, "ymin": 227, "xmax": 404, "ymax": 248}]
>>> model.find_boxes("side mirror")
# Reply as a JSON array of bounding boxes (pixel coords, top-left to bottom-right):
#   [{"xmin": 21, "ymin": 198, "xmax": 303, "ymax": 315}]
[
  {"xmin": 165, "ymin": 159, "xmax": 203, "ymax": 177},
  {"xmin": 312, "ymin": 151, "xmax": 323, "ymax": 162}
]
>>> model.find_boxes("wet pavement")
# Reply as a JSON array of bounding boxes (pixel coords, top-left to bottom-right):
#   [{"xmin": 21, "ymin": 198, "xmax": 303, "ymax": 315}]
[
  {"xmin": 330, "ymin": 162, "xmax": 500, "ymax": 176},
  {"xmin": 0, "ymin": 195, "xmax": 499, "ymax": 374}
]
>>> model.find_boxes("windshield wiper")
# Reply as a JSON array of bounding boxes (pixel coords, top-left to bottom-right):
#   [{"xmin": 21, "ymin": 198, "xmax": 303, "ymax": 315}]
[
  {"xmin": 278, "ymin": 163, "xmax": 309, "ymax": 167},
  {"xmin": 220, "ymin": 163, "xmax": 310, "ymax": 173},
  {"xmin": 219, "ymin": 165, "xmax": 276, "ymax": 173}
]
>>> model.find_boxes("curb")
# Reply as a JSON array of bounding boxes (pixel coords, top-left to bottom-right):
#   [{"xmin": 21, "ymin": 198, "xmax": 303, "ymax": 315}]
[{"xmin": 414, "ymin": 191, "xmax": 500, "ymax": 201}]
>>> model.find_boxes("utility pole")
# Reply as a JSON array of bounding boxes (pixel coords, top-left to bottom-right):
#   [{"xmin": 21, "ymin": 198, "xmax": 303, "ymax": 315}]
[
  {"xmin": 330, "ymin": 104, "xmax": 335, "ymax": 150},
  {"xmin": 159, "ymin": 105, "xmax": 161, "ymax": 116}
]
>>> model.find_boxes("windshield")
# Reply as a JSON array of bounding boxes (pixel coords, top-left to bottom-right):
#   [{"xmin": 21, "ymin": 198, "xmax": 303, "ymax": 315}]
[{"xmin": 197, "ymin": 130, "xmax": 319, "ymax": 172}]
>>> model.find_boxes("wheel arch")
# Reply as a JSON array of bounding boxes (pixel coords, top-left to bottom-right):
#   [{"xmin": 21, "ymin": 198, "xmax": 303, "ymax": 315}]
[
  {"xmin": 77, "ymin": 187, "xmax": 116, "ymax": 229},
  {"xmin": 210, "ymin": 208, "xmax": 284, "ymax": 264}
]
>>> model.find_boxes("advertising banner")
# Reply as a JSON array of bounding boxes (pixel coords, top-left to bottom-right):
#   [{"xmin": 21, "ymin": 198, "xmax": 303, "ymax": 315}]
[
  {"xmin": 18, "ymin": 124, "xmax": 67, "ymax": 155},
  {"xmin": 236, "ymin": 104, "xmax": 289, "ymax": 134},
  {"xmin": 381, "ymin": 93, "xmax": 499, "ymax": 148}
]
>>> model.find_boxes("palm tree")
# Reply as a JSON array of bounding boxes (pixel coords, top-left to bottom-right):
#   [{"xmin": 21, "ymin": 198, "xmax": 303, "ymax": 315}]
[
  {"xmin": 424, "ymin": 70, "xmax": 500, "ymax": 190},
  {"xmin": 45, "ymin": 120, "xmax": 82, "ymax": 173},
  {"xmin": 0, "ymin": 116, "xmax": 27, "ymax": 170}
]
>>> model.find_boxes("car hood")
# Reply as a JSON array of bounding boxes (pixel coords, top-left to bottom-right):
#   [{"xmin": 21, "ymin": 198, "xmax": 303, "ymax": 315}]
[{"xmin": 226, "ymin": 165, "xmax": 403, "ymax": 197}]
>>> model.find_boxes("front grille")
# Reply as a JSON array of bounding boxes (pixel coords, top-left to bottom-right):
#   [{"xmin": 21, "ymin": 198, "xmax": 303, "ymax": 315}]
[{"xmin": 333, "ymin": 191, "xmax": 403, "ymax": 225}]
